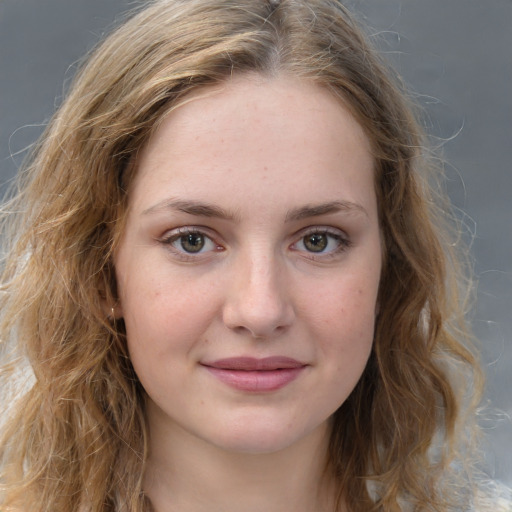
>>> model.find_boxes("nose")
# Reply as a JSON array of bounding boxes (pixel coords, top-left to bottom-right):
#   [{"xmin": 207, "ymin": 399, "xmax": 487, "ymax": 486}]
[{"xmin": 222, "ymin": 251, "xmax": 295, "ymax": 339}]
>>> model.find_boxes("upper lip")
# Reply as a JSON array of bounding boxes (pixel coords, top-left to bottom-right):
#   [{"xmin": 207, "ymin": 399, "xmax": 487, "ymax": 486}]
[{"xmin": 201, "ymin": 356, "xmax": 306, "ymax": 371}]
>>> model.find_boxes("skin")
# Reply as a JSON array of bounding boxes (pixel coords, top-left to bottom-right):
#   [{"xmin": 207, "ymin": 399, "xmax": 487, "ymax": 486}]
[{"xmin": 114, "ymin": 74, "xmax": 382, "ymax": 512}]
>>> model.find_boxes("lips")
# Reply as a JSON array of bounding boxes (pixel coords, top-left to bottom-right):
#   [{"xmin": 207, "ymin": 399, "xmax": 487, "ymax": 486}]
[
  {"xmin": 204, "ymin": 356, "xmax": 305, "ymax": 371},
  {"xmin": 201, "ymin": 356, "xmax": 307, "ymax": 392}
]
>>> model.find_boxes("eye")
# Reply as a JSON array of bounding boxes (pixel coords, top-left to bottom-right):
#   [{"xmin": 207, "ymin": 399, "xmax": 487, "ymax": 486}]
[
  {"xmin": 302, "ymin": 233, "xmax": 329, "ymax": 252},
  {"xmin": 174, "ymin": 232, "xmax": 210, "ymax": 253},
  {"xmin": 161, "ymin": 228, "xmax": 219, "ymax": 255},
  {"xmin": 291, "ymin": 228, "xmax": 350, "ymax": 256}
]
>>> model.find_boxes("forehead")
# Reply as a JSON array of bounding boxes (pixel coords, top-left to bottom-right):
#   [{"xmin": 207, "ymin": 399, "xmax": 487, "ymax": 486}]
[
  {"xmin": 145, "ymin": 74, "xmax": 371, "ymax": 160},
  {"xmin": 128, "ymin": 74, "xmax": 376, "ymax": 219}
]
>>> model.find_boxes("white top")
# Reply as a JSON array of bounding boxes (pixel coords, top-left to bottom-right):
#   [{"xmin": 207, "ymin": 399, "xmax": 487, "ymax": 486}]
[{"xmin": 475, "ymin": 480, "xmax": 512, "ymax": 512}]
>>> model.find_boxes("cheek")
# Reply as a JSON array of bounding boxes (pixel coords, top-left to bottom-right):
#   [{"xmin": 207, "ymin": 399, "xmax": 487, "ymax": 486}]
[
  {"xmin": 309, "ymin": 273, "xmax": 378, "ymax": 325},
  {"xmin": 306, "ymin": 274, "xmax": 378, "ymax": 366},
  {"xmin": 120, "ymin": 272, "xmax": 220, "ymax": 355}
]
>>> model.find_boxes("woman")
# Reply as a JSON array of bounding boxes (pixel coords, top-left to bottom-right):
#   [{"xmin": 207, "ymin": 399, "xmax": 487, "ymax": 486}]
[{"xmin": 0, "ymin": 0, "xmax": 493, "ymax": 510}]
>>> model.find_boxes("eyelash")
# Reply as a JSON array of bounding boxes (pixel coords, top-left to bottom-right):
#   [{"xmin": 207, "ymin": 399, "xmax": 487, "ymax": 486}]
[{"xmin": 159, "ymin": 226, "xmax": 351, "ymax": 261}]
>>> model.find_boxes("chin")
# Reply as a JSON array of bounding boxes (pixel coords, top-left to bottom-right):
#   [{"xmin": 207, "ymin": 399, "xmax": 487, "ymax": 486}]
[
  {"xmin": 212, "ymin": 434, "xmax": 302, "ymax": 455},
  {"xmin": 203, "ymin": 417, "xmax": 329, "ymax": 456}
]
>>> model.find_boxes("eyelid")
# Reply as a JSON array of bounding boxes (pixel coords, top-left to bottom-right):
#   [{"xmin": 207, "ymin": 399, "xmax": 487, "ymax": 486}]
[
  {"xmin": 298, "ymin": 225, "xmax": 348, "ymax": 237},
  {"xmin": 294, "ymin": 225, "xmax": 350, "ymax": 242}
]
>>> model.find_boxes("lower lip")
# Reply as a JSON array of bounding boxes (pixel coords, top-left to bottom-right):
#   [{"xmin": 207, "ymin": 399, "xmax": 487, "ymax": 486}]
[{"xmin": 203, "ymin": 366, "xmax": 305, "ymax": 392}]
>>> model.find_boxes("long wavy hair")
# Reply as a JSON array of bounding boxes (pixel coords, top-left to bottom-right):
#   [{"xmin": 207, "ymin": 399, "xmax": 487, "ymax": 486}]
[{"xmin": 0, "ymin": 0, "xmax": 482, "ymax": 510}]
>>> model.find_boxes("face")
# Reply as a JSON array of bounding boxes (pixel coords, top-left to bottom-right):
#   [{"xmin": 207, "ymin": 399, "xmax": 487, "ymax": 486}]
[{"xmin": 114, "ymin": 75, "xmax": 382, "ymax": 455}]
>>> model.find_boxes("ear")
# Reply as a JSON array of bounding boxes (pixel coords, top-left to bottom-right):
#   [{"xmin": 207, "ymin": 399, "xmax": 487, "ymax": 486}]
[
  {"xmin": 100, "ymin": 293, "xmax": 124, "ymax": 320},
  {"xmin": 99, "ymin": 266, "xmax": 124, "ymax": 320},
  {"xmin": 113, "ymin": 301, "xmax": 124, "ymax": 319}
]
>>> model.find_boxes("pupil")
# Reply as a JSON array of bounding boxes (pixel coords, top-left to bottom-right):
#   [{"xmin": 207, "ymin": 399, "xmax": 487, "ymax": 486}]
[
  {"xmin": 304, "ymin": 233, "xmax": 327, "ymax": 252},
  {"xmin": 181, "ymin": 233, "xmax": 204, "ymax": 253}
]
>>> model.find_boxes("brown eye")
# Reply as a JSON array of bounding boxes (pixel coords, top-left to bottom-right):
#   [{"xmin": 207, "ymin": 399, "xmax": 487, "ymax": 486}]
[
  {"xmin": 163, "ymin": 228, "xmax": 219, "ymax": 258},
  {"xmin": 292, "ymin": 229, "xmax": 350, "ymax": 257},
  {"xmin": 303, "ymin": 233, "xmax": 328, "ymax": 252},
  {"xmin": 179, "ymin": 233, "xmax": 205, "ymax": 253}
]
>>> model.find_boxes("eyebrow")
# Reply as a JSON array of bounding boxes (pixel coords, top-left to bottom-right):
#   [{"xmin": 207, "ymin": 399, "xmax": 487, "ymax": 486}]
[
  {"xmin": 142, "ymin": 199, "xmax": 240, "ymax": 221},
  {"xmin": 284, "ymin": 200, "xmax": 368, "ymax": 222},
  {"xmin": 142, "ymin": 198, "xmax": 367, "ymax": 222}
]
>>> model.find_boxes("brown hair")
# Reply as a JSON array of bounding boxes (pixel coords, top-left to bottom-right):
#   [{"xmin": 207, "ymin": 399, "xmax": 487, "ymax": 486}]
[{"xmin": 0, "ymin": 1, "xmax": 482, "ymax": 510}]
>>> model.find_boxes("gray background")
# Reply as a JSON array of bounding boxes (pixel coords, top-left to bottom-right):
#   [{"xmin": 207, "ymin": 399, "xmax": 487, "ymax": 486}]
[{"xmin": 1, "ymin": 0, "xmax": 511, "ymax": 486}]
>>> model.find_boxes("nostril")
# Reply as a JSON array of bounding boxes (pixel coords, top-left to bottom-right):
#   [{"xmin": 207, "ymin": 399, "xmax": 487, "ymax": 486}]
[{"xmin": 222, "ymin": 296, "xmax": 295, "ymax": 339}]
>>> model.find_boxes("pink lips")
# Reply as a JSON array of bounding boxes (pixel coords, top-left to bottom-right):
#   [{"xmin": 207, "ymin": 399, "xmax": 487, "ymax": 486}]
[{"xmin": 201, "ymin": 356, "xmax": 307, "ymax": 392}]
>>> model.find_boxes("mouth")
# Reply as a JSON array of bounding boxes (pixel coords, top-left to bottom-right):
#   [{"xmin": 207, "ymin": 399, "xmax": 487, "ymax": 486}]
[{"xmin": 200, "ymin": 357, "xmax": 307, "ymax": 392}]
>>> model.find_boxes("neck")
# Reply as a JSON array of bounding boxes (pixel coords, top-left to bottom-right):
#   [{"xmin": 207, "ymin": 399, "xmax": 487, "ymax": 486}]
[{"xmin": 143, "ymin": 409, "xmax": 338, "ymax": 512}]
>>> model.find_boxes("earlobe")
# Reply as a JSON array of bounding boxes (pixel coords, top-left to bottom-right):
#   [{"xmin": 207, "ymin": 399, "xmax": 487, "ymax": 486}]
[
  {"xmin": 99, "ymin": 265, "xmax": 123, "ymax": 319},
  {"xmin": 100, "ymin": 297, "xmax": 123, "ymax": 321},
  {"xmin": 110, "ymin": 302, "xmax": 124, "ymax": 320}
]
